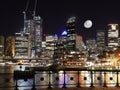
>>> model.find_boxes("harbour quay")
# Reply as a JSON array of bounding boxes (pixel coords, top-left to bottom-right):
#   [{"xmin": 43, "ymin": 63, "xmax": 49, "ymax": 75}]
[{"xmin": 1, "ymin": 64, "xmax": 120, "ymax": 90}]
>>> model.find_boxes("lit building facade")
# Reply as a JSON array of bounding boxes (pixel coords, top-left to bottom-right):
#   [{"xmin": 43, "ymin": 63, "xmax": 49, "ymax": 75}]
[
  {"xmin": 66, "ymin": 17, "xmax": 77, "ymax": 51},
  {"xmin": 24, "ymin": 20, "xmax": 34, "ymax": 33},
  {"xmin": 24, "ymin": 16, "xmax": 43, "ymax": 58},
  {"xmin": 107, "ymin": 24, "xmax": 119, "ymax": 50},
  {"xmin": 0, "ymin": 36, "xmax": 4, "ymax": 60},
  {"xmin": 59, "ymin": 30, "xmax": 68, "ymax": 51},
  {"xmin": 86, "ymin": 39, "xmax": 97, "ymax": 60},
  {"xmin": 96, "ymin": 30, "xmax": 106, "ymax": 51},
  {"xmin": 5, "ymin": 36, "xmax": 15, "ymax": 58},
  {"xmin": 45, "ymin": 35, "xmax": 58, "ymax": 58},
  {"xmin": 54, "ymin": 31, "xmax": 68, "ymax": 59},
  {"xmin": 14, "ymin": 32, "xmax": 30, "ymax": 59},
  {"xmin": 34, "ymin": 16, "xmax": 43, "ymax": 58},
  {"xmin": 76, "ymin": 35, "xmax": 83, "ymax": 51},
  {"xmin": 41, "ymin": 41, "xmax": 46, "ymax": 57},
  {"xmin": 86, "ymin": 39, "xmax": 97, "ymax": 53}
]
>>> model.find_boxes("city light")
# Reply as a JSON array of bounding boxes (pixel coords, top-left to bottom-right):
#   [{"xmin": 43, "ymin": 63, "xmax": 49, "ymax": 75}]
[
  {"xmin": 61, "ymin": 30, "xmax": 67, "ymax": 36},
  {"xmin": 1, "ymin": 0, "xmax": 120, "ymax": 89}
]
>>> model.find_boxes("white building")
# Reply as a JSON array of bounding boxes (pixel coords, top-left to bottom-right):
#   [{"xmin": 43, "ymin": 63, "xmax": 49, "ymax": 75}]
[
  {"xmin": 107, "ymin": 24, "xmax": 119, "ymax": 50},
  {"xmin": 14, "ymin": 32, "xmax": 30, "ymax": 59},
  {"xmin": 45, "ymin": 35, "xmax": 58, "ymax": 58}
]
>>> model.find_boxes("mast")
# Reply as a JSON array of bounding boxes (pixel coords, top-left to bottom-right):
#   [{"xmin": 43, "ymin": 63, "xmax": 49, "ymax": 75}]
[
  {"xmin": 33, "ymin": 0, "xmax": 37, "ymax": 18},
  {"xmin": 23, "ymin": 0, "xmax": 30, "ymax": 32}
]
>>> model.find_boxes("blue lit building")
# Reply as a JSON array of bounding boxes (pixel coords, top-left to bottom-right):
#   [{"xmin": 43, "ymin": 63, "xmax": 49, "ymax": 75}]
[{"xmin": 54, "ymin": 30, "xmax": 67, "ymax": 59}]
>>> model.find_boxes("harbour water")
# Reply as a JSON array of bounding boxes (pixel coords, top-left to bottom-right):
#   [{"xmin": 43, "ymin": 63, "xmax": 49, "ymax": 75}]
[{"xmin": 0, "ymin": 65, "xmax": 120, "ymax": 90}]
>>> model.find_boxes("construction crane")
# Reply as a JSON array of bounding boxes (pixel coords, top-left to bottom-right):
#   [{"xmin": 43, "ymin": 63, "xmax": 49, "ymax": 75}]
[
  {"xmin": 23, "ymin": 0, "xmax": 30, "ymax": 32},
  {"xmin": 23, "ymin": 0, "xmax": 38, "ymax": 31},
  {"xmin": 23, "ymin": 0, "xmax": 30, "ymax": 19},
  {"xmin": 23, "ymin": 0, "xmax": 37, "ymax": 20},
  {"xmin": 33, "ymin": 0, "xmax": 37, "ymax": 18}
]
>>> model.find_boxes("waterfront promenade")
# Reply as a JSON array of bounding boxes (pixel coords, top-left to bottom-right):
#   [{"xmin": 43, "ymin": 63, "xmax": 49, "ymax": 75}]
[
  {"xmin": 1, "ymin": 64, "xmax": 120, "ymax": 90},
  {"xmin": 30, "ymin": 87, "xmax": 120, "ymax": 90},
  {"xmin": 2, "ymin": 87, "xmax": 120, "ymax": 90},
  {"xmin": 26, "ymin": 87, "xmax": 120, "ymax": 90}
]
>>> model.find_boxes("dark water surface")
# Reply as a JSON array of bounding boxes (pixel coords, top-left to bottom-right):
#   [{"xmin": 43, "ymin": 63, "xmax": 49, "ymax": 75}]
[{"xmin": 0, "ymin": 65, "xmax": 119, "ymax": 90}]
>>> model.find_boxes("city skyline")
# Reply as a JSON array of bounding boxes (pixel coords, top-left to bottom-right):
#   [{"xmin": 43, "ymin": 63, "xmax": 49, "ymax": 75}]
[
  {"xmin": 0, "ymin": 0, "xmax": 120, "ymax": 40},
  {"xmin": 1, "ymin": 2, "xmax": 120, "ymax": 89}
]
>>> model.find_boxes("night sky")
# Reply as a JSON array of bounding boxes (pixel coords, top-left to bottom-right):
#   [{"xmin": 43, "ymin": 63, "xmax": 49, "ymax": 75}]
[{"xmin": 0, "ymin": 0, "xmax": 120, "ymax": 40}]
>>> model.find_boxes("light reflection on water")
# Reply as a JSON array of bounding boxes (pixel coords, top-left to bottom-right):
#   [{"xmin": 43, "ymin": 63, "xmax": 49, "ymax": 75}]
[
  {"xmin": 18, "ymin": 71, "xmax": 118, "ymax": 90},
  {"xmin": 0, "ymin": 65, "xmax": 119, "ymax": 90}
]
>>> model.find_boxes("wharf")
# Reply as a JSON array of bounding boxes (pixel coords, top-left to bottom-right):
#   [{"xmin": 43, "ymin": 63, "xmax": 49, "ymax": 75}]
[{"xmin": 26, "ymin": 87, "xmax": 120, "ymax": 90}]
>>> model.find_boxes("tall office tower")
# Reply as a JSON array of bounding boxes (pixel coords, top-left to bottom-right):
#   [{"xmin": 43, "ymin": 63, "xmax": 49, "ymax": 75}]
[
  {"xmin": 107, "ymin": 24, "xmax": 119, "ymax": 50},
  {"xmin": 24, "ymin": 19, "xmax": 34, "ymax": 58},
  {"xmin": 0, "ymin": 36, "xmax": 4, "ymax": 61},
  {"xmin": 34, "ymin": 16, "xmax": 43, "ymax": 58},
  {"xmin": 5, "ymin": 36, "xmax": 15, "ymax": 58},
  {"xmin": 61, "ymin": 30, "xmax": 68, "ymax": 51},
  {"xmin": 22, "ymin": 0, "xmax": 43, "ymax": 58},
  {"xmin": 24, "ymin": 16, "xmax": 43, "ymax": 58},
  {"xmin": 14, "ymin": 32, "xmax": 31, "ymax": 59},
  {"xmin": 76, "ymin": 35, "xmax": 83, "ymax": 51},
  {"xmin": 45, "ymin": 35, "xmax": 58, "ymax": 58},
  {"xmin": 96, "ymin": 30, "xmax": 106, "ymax": 51},
  {"xmin": 66, "ymin": 17, "xmax": 77, "ymax": 51},
  {"xmin": 54, "ymin": 30, "xmax": 68, "ymax": 59}
]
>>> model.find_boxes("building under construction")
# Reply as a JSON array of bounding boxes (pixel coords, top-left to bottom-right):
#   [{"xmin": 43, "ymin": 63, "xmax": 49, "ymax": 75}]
[{"xmin": 14, "ymin": 0, "xmax": 43, "ymax": 59}]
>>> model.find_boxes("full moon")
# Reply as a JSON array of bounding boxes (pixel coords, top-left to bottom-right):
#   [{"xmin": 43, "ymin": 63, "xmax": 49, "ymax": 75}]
[{"xmin": 84, "ymin": 20, "xmax": 92, "ymax": 29}]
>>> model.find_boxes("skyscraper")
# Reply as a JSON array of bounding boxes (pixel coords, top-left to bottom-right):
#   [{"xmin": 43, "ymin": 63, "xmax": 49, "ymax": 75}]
[
  {"xmin": 23, "ymin": 0, "xmax": 43, "ymax": 58},
  {"xmin": 107, "ymin": 24, "xmax": 119, "ymax": 50},
  {"xmin": 61, "ymin": 30, "xmax": 68, "ymax": 51},
  {"xmin": 66, "ymin": 17, "xmax": 77, "ymax": 51},
  {"xmin": 24, "ymin": 16, "xmax": 43, "ymax": 58},
  {"xmin": 96, "ymin": 30, "xmax": 106, "ymax": 51},
  {"xmin": 34, "ymin": 16, "xmax": 43, "ymax": 58},
  {"xmin": 54, "ymin": 30, "xmax": 68, "ymax": 59}
]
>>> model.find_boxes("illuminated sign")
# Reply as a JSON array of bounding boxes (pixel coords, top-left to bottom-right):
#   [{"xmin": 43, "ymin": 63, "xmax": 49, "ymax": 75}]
[{"xmin": 61, "ymin": 31, "xmax": 67, "ymax": 36}]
